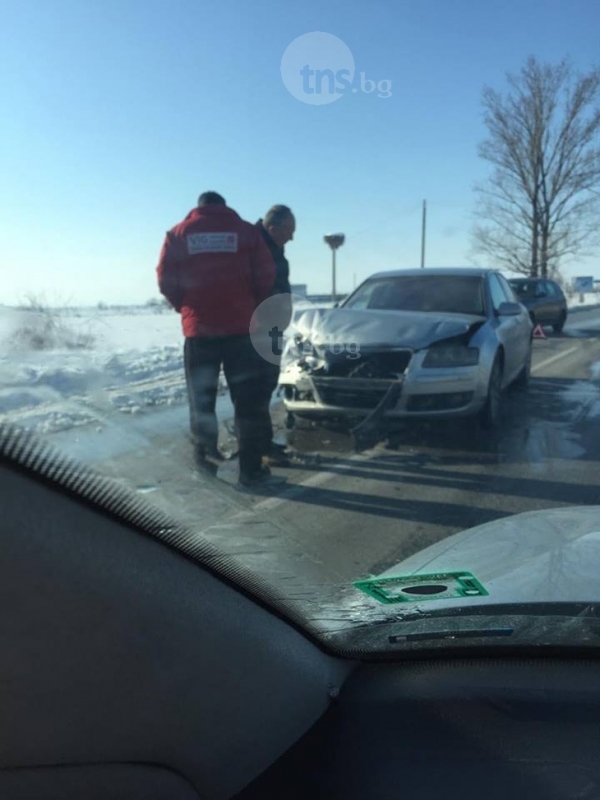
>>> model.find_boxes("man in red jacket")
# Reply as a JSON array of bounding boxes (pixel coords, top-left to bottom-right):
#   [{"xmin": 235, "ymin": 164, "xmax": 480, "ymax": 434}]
[{"xmin": 156, "ymin": 191, "xmax": 279, "ymax": 488}]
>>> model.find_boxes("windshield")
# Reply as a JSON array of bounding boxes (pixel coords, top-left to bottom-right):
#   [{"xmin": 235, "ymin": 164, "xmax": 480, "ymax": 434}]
[
  {"xmin": 2, "ymin": 1, "xmax": 600, "ymax": 656},
  {"xmin": 509, "ymin": 281, "xmax": 538, "ymax": 298},
  {"xmin": 343, "ymin": 276, "xmax": 485, "ymax": 315}
]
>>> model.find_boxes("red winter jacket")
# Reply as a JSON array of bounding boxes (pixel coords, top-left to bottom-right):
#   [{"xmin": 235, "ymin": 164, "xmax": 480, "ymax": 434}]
[{"xmin": 156, "ymin": 205, "xmax": 275, "ymax": 338}]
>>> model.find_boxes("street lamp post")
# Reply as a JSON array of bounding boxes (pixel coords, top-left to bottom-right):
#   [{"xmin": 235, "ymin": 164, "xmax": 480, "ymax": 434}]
[
  {"xmin": 420, "ymin": 199, "xmax": 427, "ymax": 268},
  {"xmin": 324, "ymin": 233, "xmax": 345, "ymax": 303}
]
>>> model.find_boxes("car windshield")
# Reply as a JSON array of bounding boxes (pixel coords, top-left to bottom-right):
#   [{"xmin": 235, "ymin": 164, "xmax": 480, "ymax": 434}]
[
  {"xmin": 2, "ymin": 2, "xmax": 600, "ymax": 656},
  {"xmin": 343, "ymin": 275, "xmax": 485, "ymax": 315},
  {"xmin": 510, "ymin": 281, "xmax": 538, "ymax": 298}
]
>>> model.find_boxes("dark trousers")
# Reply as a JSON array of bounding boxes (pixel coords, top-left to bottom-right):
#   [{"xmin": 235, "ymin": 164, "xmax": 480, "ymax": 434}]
[
  {"xmin": 230, "ymin": 355, "xmax": 280, "ymax": 454},
  {"xmin": 184, "ymin": 335, "xmax": 266, "ymax": 477},
  {"xmin": 256, "ymin": 359, "xmax": 280, "ymax": 446}
]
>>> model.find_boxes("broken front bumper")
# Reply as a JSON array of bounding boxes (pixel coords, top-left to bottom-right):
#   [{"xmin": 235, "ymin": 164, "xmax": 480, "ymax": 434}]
[{"xmin": 280, "ymin": 365, "xmax": 487, "ymax": 420}]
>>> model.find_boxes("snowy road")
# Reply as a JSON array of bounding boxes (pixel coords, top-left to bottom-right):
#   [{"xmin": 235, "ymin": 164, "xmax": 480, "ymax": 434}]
[{"xmin": 3, "ymin": 304, "xmax": 600, "ymax": 610}]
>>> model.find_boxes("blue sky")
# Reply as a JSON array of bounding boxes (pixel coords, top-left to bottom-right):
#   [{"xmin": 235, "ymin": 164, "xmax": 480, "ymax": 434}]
[{"xmin": 1, "ymin": 0, "xmax": 599, "ymax": 305}]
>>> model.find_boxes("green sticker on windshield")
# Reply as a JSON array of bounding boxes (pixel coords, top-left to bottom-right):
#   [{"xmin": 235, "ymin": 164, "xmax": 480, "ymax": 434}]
[{"xmin": 354, "ymin": 571, "xmax": 488, "ymax": 604}]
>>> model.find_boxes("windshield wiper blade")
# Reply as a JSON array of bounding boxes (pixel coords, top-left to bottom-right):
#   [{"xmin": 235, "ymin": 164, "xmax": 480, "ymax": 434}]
[
  {"xmin": 389, "ymin": 627, "xmax": 514, "ymax": 644},
  {"xmin": 391, "ymin": 602, "xmax": 600, "ymax": 622}
]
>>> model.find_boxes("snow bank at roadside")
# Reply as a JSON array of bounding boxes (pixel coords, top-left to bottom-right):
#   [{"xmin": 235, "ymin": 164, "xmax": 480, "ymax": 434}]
[
  {"xmin": 568, "ymin": 293, "xmax": 600, "ymax": 309},
  {"xmin": 0, "ymin": 345, "xmax": 195, "ymax": 434},
  {"xmin": 0, "ymin": 307, "xmax": 217, "ymax": 436}
]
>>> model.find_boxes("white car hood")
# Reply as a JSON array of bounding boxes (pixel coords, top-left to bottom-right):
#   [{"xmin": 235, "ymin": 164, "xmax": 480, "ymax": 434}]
[{"xmin": 379, "ymin": 506, "xmax": 600, "ymax": 608}]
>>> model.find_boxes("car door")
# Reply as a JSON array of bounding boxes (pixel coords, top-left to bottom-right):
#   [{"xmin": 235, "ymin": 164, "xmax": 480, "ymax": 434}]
[
  {"xmin": 489, "ymin": 273, "xmax": 521, "ymax": 384},
  {"xmin": 497, "ymin": 274, "xmax": 531, "ymax": 370},
  {"xmin": 498, "ymin": 275, "xmax": 532, "ymax": 365},
  {"xmin": 532, "ymin": 280, "xmax": 553, "ymax": 323},
  {"xmin": 544, "ymin": 281, "xmax": 563, "ymax": 324}
]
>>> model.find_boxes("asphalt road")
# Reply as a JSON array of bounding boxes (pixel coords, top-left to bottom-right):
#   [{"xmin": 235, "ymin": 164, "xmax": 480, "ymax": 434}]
[{"xmin": 93, "ymin": 307, "xmax": 600, "ymax": 609}]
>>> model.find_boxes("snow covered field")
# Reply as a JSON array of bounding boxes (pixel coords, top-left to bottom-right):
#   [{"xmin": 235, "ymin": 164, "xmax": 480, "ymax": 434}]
[
  {"xmin": 568, "ymin": 292, "xmax": 600, "ymax": 309},
  {"xmin": 0, "ymin": 306, "xmax": 218, "ymax": 448}
]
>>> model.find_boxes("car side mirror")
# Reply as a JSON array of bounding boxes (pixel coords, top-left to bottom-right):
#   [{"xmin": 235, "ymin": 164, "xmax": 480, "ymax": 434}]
[{"xmin": 497, "ymin": 302, "xmax": 523, "ymax": 317}]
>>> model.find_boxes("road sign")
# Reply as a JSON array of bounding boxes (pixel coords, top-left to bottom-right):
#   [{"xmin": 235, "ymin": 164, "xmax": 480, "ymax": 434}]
[{"xmin": 573, "ymin": 276, "xmax": 595, "ymax": 293}]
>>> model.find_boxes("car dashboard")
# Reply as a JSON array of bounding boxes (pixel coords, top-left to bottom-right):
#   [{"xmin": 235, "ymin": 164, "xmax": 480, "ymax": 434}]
[{"xmin": 1, "ymin": 428, "xmax": 599, "ymax": 800}]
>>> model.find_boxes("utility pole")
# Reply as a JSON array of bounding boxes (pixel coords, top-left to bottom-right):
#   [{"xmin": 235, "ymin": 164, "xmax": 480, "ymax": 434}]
[
  {"xmin": 333, "ymin": 249, "xmax": 337, "ymax": 299},
  {"xmin": 324, "ymin": 233, "xmax": 345, "ymax": 303},
  {"xmin": 420, "ymin": 199, "xmax": 427, "ymax": 268}
]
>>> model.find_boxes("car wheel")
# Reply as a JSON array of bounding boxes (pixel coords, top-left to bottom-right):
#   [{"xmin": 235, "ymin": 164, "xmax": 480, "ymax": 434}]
[
  {"xmin": 479, "ymin": 356, "xmax": 503, "ymax": 430},
  {"xmin": 553, "ymin": 311, "xmax": 567, "ymax": 334},
  {"xmin": 514, "ymin": 341, "xmax": 532, "ymax": 388},
  {"xmin": 529, "ymin": 311, "xmax": 536, "ymax": 326}
]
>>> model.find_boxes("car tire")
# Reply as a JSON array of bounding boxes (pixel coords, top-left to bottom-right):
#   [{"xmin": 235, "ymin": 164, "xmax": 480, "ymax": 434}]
[
  {"xmin": 479, "ymin": 356, "xmax": 503, "ymax": 430},
  {"xmin": 553, "ymin": 311, "xmax": 567, "ymax": 334},
  {"xmin": 529, "ymin": 311, "xmax": 536, "ymax": 326},
  {"xmin": 514, "ymin": 341, "xmax": 532, "ymax": 388}
]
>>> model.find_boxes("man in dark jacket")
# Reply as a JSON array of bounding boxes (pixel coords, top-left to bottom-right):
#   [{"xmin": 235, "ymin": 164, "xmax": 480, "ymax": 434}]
[
  {"xmin": 255, "ymin": 205, "xmax": 296, "ymax": 462},
  {"xmin": 156, "ymin": 191, "xmax": 279, "ymax": 488}
]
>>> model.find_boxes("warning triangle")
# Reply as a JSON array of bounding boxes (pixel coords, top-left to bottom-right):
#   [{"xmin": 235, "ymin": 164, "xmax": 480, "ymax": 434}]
[{"xmin": 532, "ymin": 323, "xmax": 547, "ymax": 339}]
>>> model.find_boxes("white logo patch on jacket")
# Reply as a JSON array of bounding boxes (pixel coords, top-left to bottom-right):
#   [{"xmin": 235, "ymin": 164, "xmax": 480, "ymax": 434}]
[{"xmin": 187, "ymin": 232, "xmax": 238, "ymax": 254}]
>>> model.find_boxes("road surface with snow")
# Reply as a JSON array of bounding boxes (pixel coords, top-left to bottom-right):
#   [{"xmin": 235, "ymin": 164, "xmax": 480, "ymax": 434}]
[{"xmin": 2, "ymin": 302, "xmax": 600, "ymax": 608}]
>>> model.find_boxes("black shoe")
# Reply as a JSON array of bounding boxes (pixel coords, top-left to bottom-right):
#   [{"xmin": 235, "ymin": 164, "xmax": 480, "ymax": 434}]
[
  {"xmin": 238, "ymin": 465, "xmax": 287, "ymax": 490},
  {"xmin": 194, "ymin": 456, "xmax": 218, "ymax": 477},
  {"xmin": 193, "ymin": 446, "xmax": 219, "ymax": 476},
  {"xmin": 194, "ymin": 444, "xmax": 224, "ymax": 463},
  {"xmin": 262, "ymin": 452, "xmax": 291, "ymax": 467},
  {"xmin": 263, "ymin": 441, "xmax": 292, "ymax": 466}
]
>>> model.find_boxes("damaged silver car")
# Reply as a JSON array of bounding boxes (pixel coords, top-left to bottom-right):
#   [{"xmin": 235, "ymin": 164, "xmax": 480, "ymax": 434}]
[{"xmin": 280, "ymin": 269, "xmax": 533, "ymax": 431}]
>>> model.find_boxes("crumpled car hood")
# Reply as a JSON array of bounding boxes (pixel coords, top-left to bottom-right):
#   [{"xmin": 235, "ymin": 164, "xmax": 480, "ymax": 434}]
[{"xmin": 290, "ymin": 307, "xmax": 486, "ymax": 350}]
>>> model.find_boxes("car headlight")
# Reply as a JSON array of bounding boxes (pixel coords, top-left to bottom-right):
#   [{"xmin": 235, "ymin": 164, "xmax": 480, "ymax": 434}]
[{"xmin": 422, "ymin": 346, "xmax": 480, "ymax": 368}]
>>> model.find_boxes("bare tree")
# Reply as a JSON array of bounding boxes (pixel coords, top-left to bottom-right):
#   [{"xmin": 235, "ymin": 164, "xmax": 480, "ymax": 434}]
[{"xmin": 472, "ymin": 57, "xmax": 600, "ymax": 277}]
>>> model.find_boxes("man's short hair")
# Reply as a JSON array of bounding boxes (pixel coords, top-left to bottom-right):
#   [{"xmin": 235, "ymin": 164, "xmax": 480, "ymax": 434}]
[
  {"xmin": 264, "ymin": 204, "xmax": 293, "ymax": 228},
  {"xmin": 198, "ymin": 191, "xmax": 226, "ymax": 206}
]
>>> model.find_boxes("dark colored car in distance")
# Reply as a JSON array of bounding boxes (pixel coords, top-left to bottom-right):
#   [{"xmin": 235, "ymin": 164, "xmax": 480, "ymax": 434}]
[{"xmin": 508, "ymin": 278, "xmax": 568, "ymax": 332}]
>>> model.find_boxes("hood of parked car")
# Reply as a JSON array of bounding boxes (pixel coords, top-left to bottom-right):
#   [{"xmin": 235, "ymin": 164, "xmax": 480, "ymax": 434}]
[
  {"xmin": 317, "ymin": 507, "xmax": 600, "ymax": 653},
  {"xmin": 376, "ymin": 506, "xmax": 600, "ymax": 608}
]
